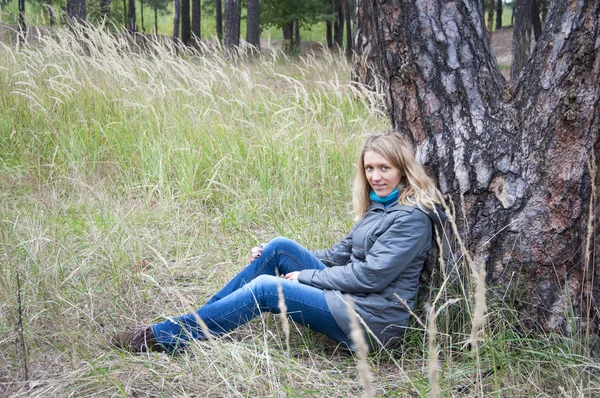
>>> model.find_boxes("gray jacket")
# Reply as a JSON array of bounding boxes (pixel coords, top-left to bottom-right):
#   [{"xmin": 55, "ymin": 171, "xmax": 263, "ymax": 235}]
[{"xmin": 298, "ymin": 202, "xmax": 446, "ymax": 348}]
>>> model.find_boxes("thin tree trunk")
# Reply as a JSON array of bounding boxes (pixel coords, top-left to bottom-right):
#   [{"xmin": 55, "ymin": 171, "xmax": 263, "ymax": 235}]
[
  {"xmin": 224, "ymin": 0, "xmax": 240, "ymax": 51},
  {"xmin": 127, "ymin": 0, "xmax": 136, "ymax": 33},
  {"xmin": 334, "ymin": 0, "xmax": 344, "ymax": 47},
  {"xmin": 216, "ymin": 0, "xmax": 223, "ymax": 42},
  {"xmin": 246, "ymin": 0, "xmax": 260, "ymax": 51},
  {"xmin": 511, "ymin": 0, "xmax": 533, "ymax": 80},
  {"xmin": 18, "ymin": 0, "xmax": 26, "ymax": 36},
  {"xmin": 154, "ymin": 0, "xmax": 158, "ymax": 35},
  {"xmin": 123, "ymin": 0, "xmax": 127, "ymax": 26},
  {"xmin": 294, "ymin": 19, "xmax": 300, "ymax": 50},
  {"xmin": 361, "ymin": 0, "xmax": 600, "ymax": 337},
  {"xmin": 173, "ymin": 0, "xmax": 180, "ymax": 40},
  {"xmin": 531, "ymin": 0, "xmax": 542, "ymax": 41},
  {"xmin": 192, "ymin": 0, "xmax": 201, "ymax": 41},
  {"xmin": 181, "ymin": 0, "xmax": 191, "ymax": 45},
  {"xmin": 496, "ymin": 0, "xmax": 502, "ymax": 30},
  {"xmin": 326, "ymin": 21, "xmax": 333, "ymax": 48},
  {"xmin": 283, "ymin": 23, "xmax": 292, "ymax": 47},
  {"xmin": 487, "ymin": 0, "xmax": 494, "ymax": 36},
  {"xmin": 343, "ymin": 0, "xmax": 352, "ymax": 58},
  {"xmin": 140, "ymin": 0, "xmax": 145, "ymax": 32}
]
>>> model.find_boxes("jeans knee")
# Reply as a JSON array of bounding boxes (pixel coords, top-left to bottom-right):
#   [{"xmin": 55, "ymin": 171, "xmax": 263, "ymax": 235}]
[
  {"xmin": 248, "ymin": 275, "xmax": 279, "ymax": 306},
  {"xmin": 266, "ymin": 237, "xmax": 298, "ymax": 253}
]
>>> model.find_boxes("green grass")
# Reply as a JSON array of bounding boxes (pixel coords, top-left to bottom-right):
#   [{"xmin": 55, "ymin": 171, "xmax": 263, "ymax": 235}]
[{"xmin": 0, "ymin": 24, "xmax": 598, "ymax": 397}]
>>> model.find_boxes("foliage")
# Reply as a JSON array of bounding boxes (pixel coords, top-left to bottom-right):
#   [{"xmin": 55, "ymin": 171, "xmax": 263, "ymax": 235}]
[{"xmin": 260, "ymin": 0, "xmax": 332, "ymax": 31}]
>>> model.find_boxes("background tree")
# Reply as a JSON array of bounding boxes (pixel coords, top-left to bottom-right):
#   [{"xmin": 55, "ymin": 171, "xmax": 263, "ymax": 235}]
[
  {"xmin": 352, "ymin": 0, "xmax": 378, "ymax": 89},
  {"xmin": 495, "ymin": 0, "xmax": 502, "ymax": 30},
  {"xmin": 224, "ymin": 0, "xmax": 240, "ymax": 50},
  {"xmin": 216, "ymin": 0, "xmax": 223, "ymax": 41},
  {"xmin": 192, "ymin": 0, "xmax": 201, "ymax": 40},
  {"xmin": 333, "ymin": 0, "xmax": 343, "ymax": 47},
  {"xmin": 531, "ymin": 0, "xmax": 542, "ymax": 41},
  {"xmin": 67, "ymin": 0, "xmax": 88, "ymax": 24},
  {"xmin": 343, "ymin": 0, "xmax": 351, "ymax": 57},
  {"xmin": 127, "ymin": 0, "xmax": 136, "ymax": 32},
  {"xmin": 181, "ymin": 0, "xmax": 191, "ymax": 44},
  {"xmin": 18, "ymin": 0, "xmax": 26, "ymax": 35},
  {"xmin": 357, "ymin": 0, "xmax": 599, "ymax": 337},
  {"xmin": 511, "ymin": 0, "xmax": 533, "ymax": 80},
  {"xmin": 246, "ymin": 0, "xmax": 260, "ymax": 50},
  {"xmin": 173, "ymin": 0, "xmax": 181, "ymax": 40}
]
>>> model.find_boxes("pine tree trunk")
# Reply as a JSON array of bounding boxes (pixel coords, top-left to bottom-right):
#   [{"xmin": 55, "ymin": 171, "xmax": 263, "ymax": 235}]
[
  {"xmin": 334, "ymin": 0, "xmax": 344, "ymax": 47},
  {"xmin": 173, "ymin": 0, "xmax": 180, "ymax": 40},
  {"xmin": 343, "ymin": 0, "xmax": 352, "ymax": 58},
  {"xmin": 362, "ymin": 0, "xmax": 600, "ymax": 337},
  {"xmin": 66, "ymin": 0, "xmax": 87, "ymax": 25},
  {"xmin": 127, "ymin": 0, "xmax": 136, "ymax": 32},
  {"xmin": 352, "ymin": 0, "xmax": 379, "ymax": 90},
  {"xmin": 224, "ymin": 0, "xmax": 240, "ymax": 51},
  {"xmin": 246, "ymin": 0, "xmax": 260, "ymax": 51},
  {"xmin": 531, "ymin": 0, "xmax": 542, "ymax": 41},
  {"xmin": 216, "ymin": 0, "xmax": 222, "ymax": 42},
  {"xmin": 511, "ymin": 0, "xmax": 533, "ymax": 80},
  {"xmin": 140, "ymin": 0, "xmax": 144, "ymax": 32},
  {"xmin": 192, "ymin": 0, "xmax": 201, "ymax": 41},
  {"xmin": 487, "ymin": 0, "xmax": 494, "ymax": 36},
  {"xmin": 181, "ymin": 0, "xmax": 191, "ymax": 45},
  {"xmin": 18, "ymin": 0, "xmax": 26, "ymax": 35},
  {"xmin": 154, "ymin": 0, "xmax": 158, "ymax": 35},
  {"xmin": 294, "ymin": 20, "xmax": 300, "ymax": 50},
  {"xmin": 496, "ymin": 0, "xmax": 502, "ymax": 30}
]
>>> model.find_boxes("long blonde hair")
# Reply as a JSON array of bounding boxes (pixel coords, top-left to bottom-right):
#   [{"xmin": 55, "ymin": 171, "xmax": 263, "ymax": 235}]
[{"xmin": 352, "ymin": 131, "xmax": 440, "ymax": 219}]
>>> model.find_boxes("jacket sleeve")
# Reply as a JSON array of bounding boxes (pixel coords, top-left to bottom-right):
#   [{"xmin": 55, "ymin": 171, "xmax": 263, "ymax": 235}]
[
  {"xmin": 298, "ymin": 211, "xmax": 432, "ymax": 293},
  {"xmin": 310, "ymin": 233, "xmax": 353, "ymax": 267}
]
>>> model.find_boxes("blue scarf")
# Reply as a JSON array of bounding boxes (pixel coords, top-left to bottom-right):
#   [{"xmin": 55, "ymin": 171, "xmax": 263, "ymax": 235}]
[{"xmin": 370, "ymin": 187, "xmax": 399, "ymax": 207}]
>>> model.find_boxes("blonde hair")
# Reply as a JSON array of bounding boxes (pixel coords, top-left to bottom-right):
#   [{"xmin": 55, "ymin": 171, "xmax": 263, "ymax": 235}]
[{"xmin": 352, "ymin": 131, "xmax": 441, "ymax": 219}]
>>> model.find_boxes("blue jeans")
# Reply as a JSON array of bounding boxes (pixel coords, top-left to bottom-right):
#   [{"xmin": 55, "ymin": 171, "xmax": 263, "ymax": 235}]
[{"xmin": 152, "ymin": 237, "xmax": 350, "ymax": 351}]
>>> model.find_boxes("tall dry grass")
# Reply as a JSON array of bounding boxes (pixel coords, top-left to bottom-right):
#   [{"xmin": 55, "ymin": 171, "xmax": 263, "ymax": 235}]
[{"xmin": 1, "ymin": 24, "xmax": 598, "ymax": 397}]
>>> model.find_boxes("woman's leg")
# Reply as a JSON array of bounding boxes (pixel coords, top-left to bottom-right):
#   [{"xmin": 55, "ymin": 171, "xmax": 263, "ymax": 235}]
[
  {"xmin": 205, "ymin": 237, "xmax": 326, "ymax": 305},
  {"xmin": 152, "ymin": 275, "xmax": 349, "ymax": 352}
]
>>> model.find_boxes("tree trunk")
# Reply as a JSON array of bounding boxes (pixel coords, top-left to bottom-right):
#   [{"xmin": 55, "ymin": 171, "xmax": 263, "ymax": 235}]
[
  {"xmin": 246, "ymin": 0, "xmax": 260, "ymax": 51},
  {"xmin": 126, "ymin": 0, "xmax": 136, "ymax": 32},
  {"xmin": 334, "ymin": 0, "xmax": 344, "ymax": 48},
  {"xmin": 181, "ymin": 0, "xmax": 191, "ymax": 45},
  {"xmin": 343, "ymin": 0, "xmax": 352, "ymax": 58},
  {"xmin": 360, "ymin": 0, "xmax": 600, "ymax": 337},
  {"xmin": 326, "ymin": 21, "xmax": 333, "ymax": 48},
  {"xmin": 216, "ymin": 0, "xmax": 223, "ymax": 42},
  {"xmin": 140, "ymin": 0, "xmax": 144, "ymax": 32},
  {"xmin": 495, "ymin": 0, "xmax": 502, "ymax": 30},
  {"xmin": 66, "ymin": 0, "xmax": 87, "ymax": 25},
  {"xmin": 173, "ymin": 0, "xmax": 180, "ymax": 40},
  {"xmin": 99, "ymin": 0, "xmax": 109, "ymax": 21},
  {"xmin": 294, "ymin": 20, "xmax": 300, "ymax": 50},
  {"xmin": 352, "ymin": 0, "xmax": 379, "ymax": 90},
  {"xmin": 192, "ymin": 0, "xmax": 201, "ymax": 41},
  {"xmin": 511, "ymin": 0, "xmax": 533, "ymax": 81},
  {"xmin": 487, "ymin": 0, "xmax": 494, "ymax": 36},
  {"xmin": 224, "ymin": 0, "xmax": 240, "ymax": 51},
  {"xmin": 531, "ymin": 0, "xmax": 542, "ymax": 41},
  {"xmin": 154, "ymin": 0, "xmax": 158, "ymax": 35},
  {"xmin": 18, "ymin": 0, "xmax": 26, "ymax": 36}
]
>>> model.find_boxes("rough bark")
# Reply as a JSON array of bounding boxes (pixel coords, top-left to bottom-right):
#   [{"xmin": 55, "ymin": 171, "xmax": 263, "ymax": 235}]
[
  {"xmin": 66, "ymin": 0, "xmax": 87, "ymax": 25},
  {"xmin": 192, "ymin": 0, "xmax": 201, "ymax": 40},
  {"xmin": 366, "ymin": 0, "xmax": 600, "ymax": 336},
  {"xmin": 173, "ymin": 0, "xmax": 180, "ymax": 39},
  {"xmin": 246, "ymin": 0, "xmax": 260, "ymax": 51},
  {"xmin": 224, "ymin": 0, "xmax": 240, "ymax": 51},
  {"xmin": 511, "ymin": 0, "xmax": 533, "ymax": 81},
  {"xmin": 334, "ymin": 0, "xmax": 344, "ymax": 47},
  {"xmin": 531, "ymin": 0, "xmax": 542, "ymax": 41},
  {"xmin": 181, "ymin": 0, "xmax": 191, "ymax": 45},
  {"xmin": 127, "ymin": 0, "xmax": 136, "ymax": 33},
  {"xmin": 216, "ymin": 0, "xmax": 223, "ymax": 42},
  {"xmin": 352, "ymin": 0, "xmax": 379, "ymax": 89},
  {"xmin": 495, "ymin": 0, "xmax": 502, "ymax": 30}
]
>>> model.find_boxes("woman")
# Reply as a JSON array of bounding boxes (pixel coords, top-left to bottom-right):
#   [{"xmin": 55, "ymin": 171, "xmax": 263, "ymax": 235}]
[{"xmin": 114, "ymin": 131, "xmax": 446, "ymax": 353}]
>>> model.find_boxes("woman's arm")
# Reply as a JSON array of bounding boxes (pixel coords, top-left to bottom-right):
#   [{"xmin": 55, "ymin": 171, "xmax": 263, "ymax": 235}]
[
  {"xmin": 298, "ymin": 211, "xmax": 432, "ymax": 293},
  {"xmin": 309, "ymin": 232, "xmax": 354, "ymax": 267}
]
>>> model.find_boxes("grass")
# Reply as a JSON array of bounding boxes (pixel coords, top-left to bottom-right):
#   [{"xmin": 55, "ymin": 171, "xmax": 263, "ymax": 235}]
[{"xmin": 1, "ymin": 24, "xmax": 598, "ymax": 397}]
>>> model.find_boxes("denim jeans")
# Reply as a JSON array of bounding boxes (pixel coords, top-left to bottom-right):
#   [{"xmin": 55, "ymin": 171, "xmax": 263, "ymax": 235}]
[{"xmin": 152, "ymin": 237, "xmax": 350, "ymax": 351}]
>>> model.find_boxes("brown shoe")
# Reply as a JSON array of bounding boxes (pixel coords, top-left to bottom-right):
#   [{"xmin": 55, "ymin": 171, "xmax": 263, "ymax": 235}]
[{"xmin": 113, "ymin": 326, "xmax": 163, "ymax": 353}]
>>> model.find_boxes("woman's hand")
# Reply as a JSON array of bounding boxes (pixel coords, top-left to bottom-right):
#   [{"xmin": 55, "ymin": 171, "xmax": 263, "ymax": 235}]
[
  {"xmin": 248, "ymin": 243, "xmax": 267, "ymax": 263},
  {"xmin": 284, "ymin": 271, "xmax": 300, "ymax": 281}
]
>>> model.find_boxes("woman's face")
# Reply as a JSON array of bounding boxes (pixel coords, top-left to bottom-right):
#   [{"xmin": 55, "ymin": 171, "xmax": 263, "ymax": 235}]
[{"xmin": 363, "ymin": 150, "xmax": 402, "ymax": 197}]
